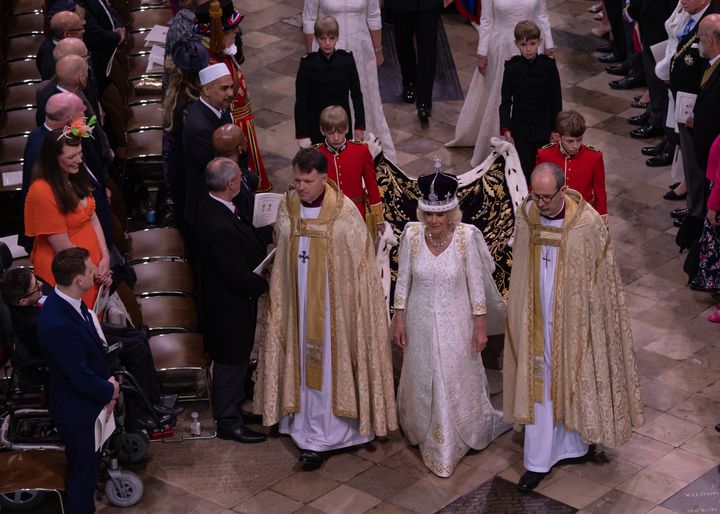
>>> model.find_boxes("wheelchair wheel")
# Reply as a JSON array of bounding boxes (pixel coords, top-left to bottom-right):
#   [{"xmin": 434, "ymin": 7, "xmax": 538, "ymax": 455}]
[
  {"xmin": 116, "ymin": 431, "xmax": 150, "ymax": 463},
  {"xmin": 105, "ymin": 471, "xmax": 144, "ymax": 507},
  {"xmin": 0, "ymin": 490, "xmax": 47, "ymax": 510}
]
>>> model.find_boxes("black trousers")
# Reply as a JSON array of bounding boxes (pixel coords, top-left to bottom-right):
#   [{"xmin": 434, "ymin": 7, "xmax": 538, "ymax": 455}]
[
  {"xmin": 115, "ymin": 334, "xmax": 161, "ymax": 425},
  {"xmin": 392, "ymin": 8, "xmax": 440, "ymax": 109},
  {"xmin": 642, "ymin": 47, "xmax": 668, "ymax": 128},
  {"xmin": 679, "ymin": 123, "xmax": 709, "ymax": 218},
  {"xmin": 56, "ymin": 423, "xmax": 100, "ymax": 514},
  {"xmin": 604, "ymin": 0, "xmax": 627, "ymax": 57},
  {"xmin": 212, "ymin": 357, "xmax": 250, "ymax": 430},
  {"xmin": 514, "ymin": 138, "xmax": 546, "ymax": 182}
]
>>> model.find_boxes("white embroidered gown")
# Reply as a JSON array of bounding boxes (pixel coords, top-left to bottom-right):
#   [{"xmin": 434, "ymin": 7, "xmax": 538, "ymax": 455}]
[
  {"xmin": 303, "ymin": 0, "xmax": 397, "ymax": 163},
  {"xmin": 446, "ymin": 0, "xmax": 553, "ymax": 166},
  {"xmin": 394, "ymin": 223, "xmax": 508, "ymax": 477}
]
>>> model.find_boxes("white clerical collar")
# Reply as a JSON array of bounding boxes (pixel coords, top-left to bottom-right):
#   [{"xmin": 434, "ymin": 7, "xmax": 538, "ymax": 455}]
[
  {"xmin": 44, "ymin": 122, "xmax": 53, "ymax": 131},
  {"xmin": 709, "ymin": 54, "xmax": 720, "ymax": 66},
  {"xmin": 200, "ymin": 97, "xmax": 223, "ymax": 119},
  {"xmin": 56, "ymin": 84, "xmax": 71, "ymax": 94},
  {"xmin": 209, "ymin": 192, "xmax": 235, "ymax": 213},
  {"xmin": 55, "ymin": 286, "xmax": 83, "ymax": 317}
]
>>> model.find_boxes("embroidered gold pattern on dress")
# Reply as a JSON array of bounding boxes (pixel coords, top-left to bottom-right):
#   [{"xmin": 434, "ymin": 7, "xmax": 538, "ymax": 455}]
[{"xmin": 432, "ymin": 423, "xmax": 445, "ymax": 444}]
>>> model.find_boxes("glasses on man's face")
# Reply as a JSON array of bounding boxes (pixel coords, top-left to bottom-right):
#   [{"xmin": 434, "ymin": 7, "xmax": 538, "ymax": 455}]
[
  {"xmin": 529, "ymin": 189, "xmax": 561, "ymax": 204},
  {"xmin": 19, "ymin": 278, "xmax": 42, "ymax": 300}
]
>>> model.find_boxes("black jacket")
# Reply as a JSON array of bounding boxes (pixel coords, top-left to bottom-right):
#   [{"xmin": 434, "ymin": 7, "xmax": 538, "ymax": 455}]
[
  {"xmin": 294, "ymin": 49, "xmax": 364, "ymax": 143},
  {"xmin": 196, "ymin": 196, "xmax": 268, "ymax": 364},
  {"xmin": 627, "ymin": 0, "xmax": 677, "ymax": 47},
  {"xmin": 77, "ymin": 0, "xmax": 121, "ymax": 87},
  {"xmin": 693, "ymin": 61, "xmax": 720, "ymax": 171},
  {"xmin": 182, "ymin": 99, "xmax": 232, "ymax": 228},
  {"xmin": 36, "ymin": 38, "xmax": 57, "ymax": 80},
  {"xmin": 499, "ymin": 54, "xmax": 562, "ymax": 141},
  {"xmin": 669, "ymin": 4, "xmax": 716, "ymax": 96},
  {"xmin": 384, "ymin": 0, "xmax": 442, "ymax": 11}
]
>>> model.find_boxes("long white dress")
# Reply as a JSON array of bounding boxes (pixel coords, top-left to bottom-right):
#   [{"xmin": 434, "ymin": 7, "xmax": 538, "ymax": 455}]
[
  {"xmin": 446, "ymin": 0, "xmax": 553, "ymax": 167},
  {"xmin": 394, "ymin": 223, "xmax": 509, "ymax": 477},
  {"xmin": 278, "ymin": 204, "xmax": 374, "ymax": 451},
  {"xmin": 303, "ymin": 0, "xmax": 397, "ymax": 163}
]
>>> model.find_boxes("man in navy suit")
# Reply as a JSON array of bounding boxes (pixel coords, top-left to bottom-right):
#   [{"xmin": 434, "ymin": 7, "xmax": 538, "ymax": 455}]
[
  {"xmin": 38, "ymin": 247, "xmax": 119, "ymax": 514},
  {"xmin": 36, "ymin": 10, "xmax": 86, "ymax": 80},
  {"xmin": 182, "ymin": 64, "xmax": 234, "ymax": 230},
  {"xmin": 77, "ymin": 0, "xmax": 125, "ymax": 93},
  {"xmin": 196, "ymin": 158, "xmax": 268, "ymax": 443}
]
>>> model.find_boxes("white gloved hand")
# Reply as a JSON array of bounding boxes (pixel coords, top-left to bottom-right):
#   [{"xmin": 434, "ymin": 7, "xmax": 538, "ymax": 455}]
[{"xmin": 298, "ymin": 138, "xmax": 312, "ymax": 149}]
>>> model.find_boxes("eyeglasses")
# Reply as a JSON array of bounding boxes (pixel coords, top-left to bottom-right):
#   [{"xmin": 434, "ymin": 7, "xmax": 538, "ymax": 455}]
[
  {"xmin": 19, "ymin": 278, "xmax": 42, "ymax": 300},
  {"xmin": 529, "ymin": 189, "xmax": 561, "ymax": 203}
]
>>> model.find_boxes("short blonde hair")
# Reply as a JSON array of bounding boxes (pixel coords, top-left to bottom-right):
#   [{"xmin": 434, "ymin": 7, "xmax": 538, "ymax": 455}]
[
  {"xmin": 319, "ymin": 105, "xmax": 349, "ymax": 133},
  {"xmin": 416, "ymin": 205, "xmax": 462, "ymax": 227},
  {"xmin": 314, "ymin": 16, "xmax": 339, "ymax": 38}
]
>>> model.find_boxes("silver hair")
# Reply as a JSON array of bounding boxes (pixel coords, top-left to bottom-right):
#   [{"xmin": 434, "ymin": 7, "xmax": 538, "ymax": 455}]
[
  {"xmin": 205, "ymin": 157, "xmax": 239, "ymax": 192},
  {"xmin": 416, "ymin": 205, "xmax": 462, "ymax": 227},
  {"xmin": 531, "ymin": 162, "xmax": 565, "ymax": 189}
]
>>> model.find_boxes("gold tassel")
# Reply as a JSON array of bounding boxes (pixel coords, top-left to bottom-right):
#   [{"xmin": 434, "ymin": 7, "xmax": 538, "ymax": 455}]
[{"xmin": 209, "ymin": 0, "xmax": 225, "ymax": 54}]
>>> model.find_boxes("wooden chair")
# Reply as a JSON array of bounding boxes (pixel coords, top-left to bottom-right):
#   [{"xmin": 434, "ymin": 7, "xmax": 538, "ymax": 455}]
[
  {"xmin": 148, "ymin": 333, "xmax": 211, "ymax": 398},
  {"xmin": 129, "ymin": 7, "xmax": 172, "ymax": 32},
  {"xmin": 132, "ymin": 260, "xmax": 193, "ymax": 296},
  {"xmin": 0, "ymin": 135, "xmax": 28, "ymax": 166},
  {"xmin": 7, "ymin": 13, "xmax": 43, "ymax": 37},
  {"xmin": 126, "ymin": 102, "xmax": 163, "ymax": 132},
  {"xmin": 128, "ymin": 54, "xmax": 162, "ymax": 81},
  {"xmin": 5, "ymin": 34, "xmax": 44, "ymax": 61},
  {"xmin": 2, "ymin": 81, "xmax": 44, "ymax": 110},
  {"xmin": 5, "ymin": 59, "xmax": 42, "ymax": 86},
  {"xmin": 11, "ymin": 0, "xmax": 44, "ymax": 15},
  {"xmin": 127, "ymin": 227, "xmax": 187, "ymax": 263},
  {"xmin": 128, "ymin": 0, "xmax": 168, "ymax": 9},
  {"xmin": 0, "ymin": 108, "xmax": 36, "ymax": 138},
  {"xmin": 137, "ymin": 295, "xmax": 196, "ymax": 334},
  {"xmin": 127, "ymin": 77, "xmax": 162, "ymax": 106},
  {"xmin": 0, "ymin": 450, "xmax": 67, "ymax": 514}
]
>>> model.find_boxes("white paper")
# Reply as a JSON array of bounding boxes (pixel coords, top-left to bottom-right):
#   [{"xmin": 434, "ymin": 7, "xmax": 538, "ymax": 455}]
[
  {"xmin": 144, "ymin": 25, "xmax": 168, "ymax": 45},
  {"xmin": 252, "ymin": 192, "xmax": 284, "ymax": 227},
  {"xmin": 675, "ymin": 91, "xmax": 697, "ymax": 125},
  {"xmin": 253, "ymin": 248, "xmax": 276, "ymax": 274},
  {"xmin": 2, "ymin": 170, "xmax": 22, "ymax": 188},
  {"xmin": 666, "ymin": 91, "xmax": 677, "ymax": 132},
  {"xmin": 95, "ymin": 408, "xmax": 116, "ymax": 451},
  {"xmin": 0, "ymin": 234, "xmax": 28, "ymax": 258},
  {"xmin": 145, "ymin": 45, "xmax": 165, "ymax": 73},
  {"xmin": 650, "ymin": 40, "xmax": 668, "ymax": 63}
]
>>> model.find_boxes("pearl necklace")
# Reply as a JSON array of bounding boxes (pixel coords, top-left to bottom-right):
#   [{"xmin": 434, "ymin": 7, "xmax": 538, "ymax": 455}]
[{"xmin": 426, "ymin": 229, "xmax": 451, "ymax": 249}]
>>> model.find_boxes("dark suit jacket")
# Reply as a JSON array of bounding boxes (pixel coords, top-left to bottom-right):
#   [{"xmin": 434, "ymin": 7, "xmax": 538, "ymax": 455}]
[
  {"xmin": 693, "ymin": 62, "xmax": 720, "ymax": 171},
  {"xmin": 19, "ymin": 125, "xmax": 113, "ymax": 253},
  {"xmin": 384, "ymin": 0, "xmax": 442, "ymax": 11},
  {"xmin": 627, "ymin": 0, "xmax": 676, "ymax": 47},
  {"xmin": 182, "ymin": 100, "xmax": 231, "ymax": 228},
  {"xmin": 77, "ymin": 0, "xmax": 121, "ymax": 87},
  {"xmin": 37, "ymin": 291, "xmax": 114, "ymax": 427},
  {"xmin": 36, "ymin": 38, "xmax": 57, "ymax": 80},
  {"xmin": 669, "ymin": 4, "xmax": 716, "ymax": 96},
  {"xmin": 35, "ymin": 80, "xmax": 101, "ymax": 131},
  {"xmin": 499, "ymin": 54, "xmax": 562, "ymax": 142},
  {"xmin": 196, "ymin": 196, "xmax": 268, "ymax": 364}
]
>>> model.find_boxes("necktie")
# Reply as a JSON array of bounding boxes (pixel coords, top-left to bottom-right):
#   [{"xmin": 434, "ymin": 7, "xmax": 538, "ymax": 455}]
[
  {"xmin": 80, "ymin": 302, "xmax": 95, "ymax": 328},
  {"xmin": 678, "ymin": 17, "xmax": 696, "ymax": 38},
  {"xmin": 232, "ymin": 204, "xmax": 238, "ymax": 216}
]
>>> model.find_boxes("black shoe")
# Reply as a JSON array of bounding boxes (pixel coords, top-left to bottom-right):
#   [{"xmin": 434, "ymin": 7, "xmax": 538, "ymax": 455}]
[
  {"xmin": 417, "ymin": 104, "xmax": 431, "ymax": 124},
  {"xmin": 671, "ymin": 207, "xmax": 689, "ymax": 220},
  {"xmin": 630, "ymin": 125, "xmax": 664, "ymax": 139},
  {"xmin": 597, "ymin": 44, "xmax": 614, "ymax": 54},
  {"xmin": 154, "ymin": 403, "xmax": 184, "ymax": 416},
  {"xmin": 518, "ymin": 471, "xmax": 547, "ymax": 492},
  {"xmin": 664, "ymin": 189, "xmax": 687, "ymax": 201},
  {"xmin": 605, "ymin": 63, "xmax": 629, "ymax": 76},
  {"xmin": 598, "ymin": 52, "xmax": 626, "ymax": 63},
  {"xmin": 241, "ymin": 410, "xmax": 263, "ymax": 425},
  {"xmin": 217, "ymin": 425, "xmax": 267, "ymax": 443},
  {"xmin": 299, "ymin": 450, "xmax": 324, "ymax": 470},
  {"xmin": 403, "ymin": 84, "xmax": 415, "ymax": 104},
  {"xmin": 631, "ymin": 99, "xmax": 649, "ymax": 109},
  {"xmin": 646, "ymin": 152, "xmax": 672, "ymax": 167},
  {"xmin": 669, "ymin": 182, "xmax": 680, "ymax": 190},
  {"xmin": 609, "ymin": 75, "xmax": 646, "ymax": 89},
  {"xmin": 628, "ymin": 113, "xmax": 649, "ymax": 126},
  {"xmin": 673, "ymin": 218, "xmax": 683, "ymax": 228},
  {"xmin": 641, "ymin": 143, "xmax": 663, "ymax": 156}
]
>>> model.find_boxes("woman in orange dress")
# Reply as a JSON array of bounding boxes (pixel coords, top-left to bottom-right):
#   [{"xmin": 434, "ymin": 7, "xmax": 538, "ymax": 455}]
[{"xmin": 24, "ymin": 126, "xmax": 112, "ymax": 307}]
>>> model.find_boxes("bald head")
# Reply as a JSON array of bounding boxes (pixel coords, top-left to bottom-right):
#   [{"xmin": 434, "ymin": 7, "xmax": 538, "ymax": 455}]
[
  {"xmin": 53, "ymin": 37, "xmax": 88, "ymax": 62},
  {"xmin": 212, "ymin": 124, "xmax": 247, "ymax": 160},
  {"xmin": 205, "ymin": 157, "xmax": 241, "ymax": 195},
  {"xmin": 55, "ymin": 54, "xmax": 88, "ymax": 91},
  {"xmin": 50, "ymin": 10, "xmax": 85, "ymax": 40},
  {"xmin": 45, "ymin": 92, "xmax": 86, "ymax": 129},
  {"xmin": 699, "ymin": 14, "xmax": 720, "ymax": 59}
]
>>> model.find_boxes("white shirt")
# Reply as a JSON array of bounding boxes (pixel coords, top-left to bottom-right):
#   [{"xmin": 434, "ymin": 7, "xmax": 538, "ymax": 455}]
[
  {"xmin": 209, "ymin": 192, "xmax": 235, "ymax": 213},
  {"xmin": 54, "ymin": 287, "xmax": 107, "ymax": 343},
  {"xmin": 709, "ymin": 54, "xmax": 720, "ymax": 66},
  {"xmin": 200, "ymin": 97, "xmax": 223, "ymax": 119}
]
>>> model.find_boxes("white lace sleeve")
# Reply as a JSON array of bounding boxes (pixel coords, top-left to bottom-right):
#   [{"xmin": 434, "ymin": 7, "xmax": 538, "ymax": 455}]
[
  {"xmin": 302, "ymin": 0, "xmax": 319, "ymax": 35},
  {"xmin": 366, "ymin": 0, "xmax": 382, "ymax": 31},
  {"xmin": 537, "ymin": 0, "xmax": 554, "ymax": 49},
  {"xmin": 463, "ymin": 228, "xmax": 487, "ymax": 316},
  {"xmin": 393, "ymin": 225, "xmax": 416, "ymax": 310},
  {"xmin": 477, "ymin": 0, "xmax": 494, "ymax": 55}
]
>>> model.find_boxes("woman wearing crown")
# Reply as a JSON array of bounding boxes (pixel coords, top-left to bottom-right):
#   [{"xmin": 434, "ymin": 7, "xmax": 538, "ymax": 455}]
[
  {"xmin": 391, "ymin": 171, "xmax": 509, "ymax": 477},
  {"xmin": 24, "ymin": 122, "xmax": 112, "ymax": 307}
]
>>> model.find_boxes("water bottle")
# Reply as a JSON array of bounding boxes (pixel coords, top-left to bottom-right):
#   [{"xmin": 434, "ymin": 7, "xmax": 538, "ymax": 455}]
[
  {"xmin": 145, "ymin": 193, "xmax": 156, "ymax": 225},
  {"xmin": 190, "ymin": 412, "xmax": 201, "ymax": 437}
]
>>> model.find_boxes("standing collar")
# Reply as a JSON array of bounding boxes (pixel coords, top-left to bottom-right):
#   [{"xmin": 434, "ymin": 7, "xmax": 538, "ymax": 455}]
[{"xmin": 323, "ymin": 139, "xmax": 347, "ymax": 154}]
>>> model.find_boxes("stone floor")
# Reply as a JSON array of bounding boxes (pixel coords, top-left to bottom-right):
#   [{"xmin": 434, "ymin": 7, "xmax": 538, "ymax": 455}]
[{"xmin": 56, "ymin": 0, "xmax": 720, "ymax": 512}]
